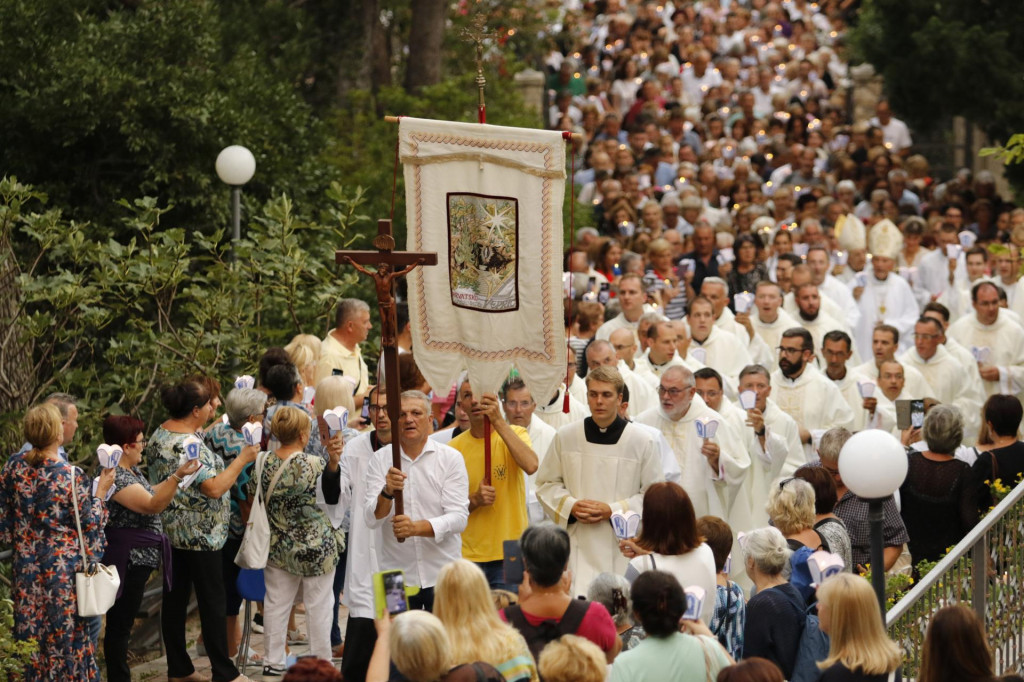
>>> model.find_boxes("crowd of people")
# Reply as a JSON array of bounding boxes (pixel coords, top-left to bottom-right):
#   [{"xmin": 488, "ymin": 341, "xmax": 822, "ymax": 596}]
[{"xmin": 4, "ymin": 0, "xmax": 1024, "ymax": 681}]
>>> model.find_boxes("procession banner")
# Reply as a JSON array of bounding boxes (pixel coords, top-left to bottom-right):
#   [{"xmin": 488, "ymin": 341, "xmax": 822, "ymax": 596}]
[{"xmin": 400, "ymin": 117, "xmax": 566, "ymax": 402}]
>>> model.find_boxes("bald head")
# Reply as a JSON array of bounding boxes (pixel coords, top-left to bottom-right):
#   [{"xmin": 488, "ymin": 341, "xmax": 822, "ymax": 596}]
[
  {"xmin": 609, "ymin": 328, "xmax": 638, "ymax": 365},
  {"xmin": 585, "ymin": 339, "xmax": 619, "ymax": 369}
]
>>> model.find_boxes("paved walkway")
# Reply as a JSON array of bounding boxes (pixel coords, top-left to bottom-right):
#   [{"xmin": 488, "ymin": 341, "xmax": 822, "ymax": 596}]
[{"xmin": 130, "ymin": 605, "xmax": 348, "ymax": 681}]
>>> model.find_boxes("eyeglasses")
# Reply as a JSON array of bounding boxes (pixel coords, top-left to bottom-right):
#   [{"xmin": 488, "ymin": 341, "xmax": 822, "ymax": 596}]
[
  {"xmin": 777, "ymin": 346, "xmax": 806, "ymax": 356},
  {"xmin": 695, "ymin": 389, "xmax": 721, "ymax": 400},
  {"xmin": 778, "ymin": 477, "xmax": 794, "ymax": 490},
  {"xmin": 657, "ymin": 386, "xmax": 688, "ymax": 397},
  {"xmin": 368, "ymin": 404, "xmax": 384, "ymax": 413},
  {"xmin": 134, "ymin": 439, "xmax": 148, "ymax": 447}
]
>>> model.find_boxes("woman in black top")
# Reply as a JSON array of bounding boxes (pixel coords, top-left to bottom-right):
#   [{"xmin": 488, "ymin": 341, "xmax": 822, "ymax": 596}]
[
  {"xmin": 900, "ymin": 405, "xmax": 978, "ymax": 563},
  {"xmin": 971, "ymin": 394, "xmax": 1024, "ymax": 511},
  {"xmin": 740, "ymin": 527, "xmax": 804, "ymax": 679},
  {"xmin": 816, "ymin": 573, "xmax": 902, "ymax": 681},
  {"xmin": 918, "ymin": 605, "xmax": 999, "ymax": 682}
]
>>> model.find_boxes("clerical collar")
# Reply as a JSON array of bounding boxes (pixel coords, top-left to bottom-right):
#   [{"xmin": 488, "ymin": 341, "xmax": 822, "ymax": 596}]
[
  {"xmin": 691, "ymin": 336, "xmax": 708, "ymax": 346},
  {"xmin": 650, "ymin": 355, "xmax": 674, "ymax": 368},
  {"xmin": 546, "ymin": 392, "xmax": 561, "ymax": 408},
  {"xmin": 584, "ymin": 415, "xmax": 628, "ymax": 444}
]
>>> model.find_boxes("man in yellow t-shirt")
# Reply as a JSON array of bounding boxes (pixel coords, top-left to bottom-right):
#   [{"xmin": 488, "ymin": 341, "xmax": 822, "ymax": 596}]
[{"xmin": 449, "ymin": 378, "xmax": 538, "ymax": 591}]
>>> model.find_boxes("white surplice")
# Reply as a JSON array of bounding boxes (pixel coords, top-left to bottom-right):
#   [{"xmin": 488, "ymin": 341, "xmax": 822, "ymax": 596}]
[
  {"xmin": 898, "ymin": 344, "xmax": 984, "ymax": 444},
  {"xmin": 948, "ymin": 311, "xmax": 1024, "ymax": 399},
  {"xmin": 851, "ymin": 273, "xmax": 920, "ymax": 355},
  {"xmin": 771, "ymin": 364, "xmax": 855, "ymax": 462}
]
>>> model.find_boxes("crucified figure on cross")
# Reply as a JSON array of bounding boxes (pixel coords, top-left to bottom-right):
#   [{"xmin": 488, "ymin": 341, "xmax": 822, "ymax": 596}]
[{"xmin": 344, "ymin": 260, "xmax": 426, "ymax": 347}]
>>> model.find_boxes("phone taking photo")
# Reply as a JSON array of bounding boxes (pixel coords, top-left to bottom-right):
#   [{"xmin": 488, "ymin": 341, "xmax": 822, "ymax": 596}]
[
  {"xmin": 373, "ymin": 569, "xmax": 408, "ymax": 617},
  {"xmin": 362, "ymin": 396, "xmax": 371, "ymax": 421}
]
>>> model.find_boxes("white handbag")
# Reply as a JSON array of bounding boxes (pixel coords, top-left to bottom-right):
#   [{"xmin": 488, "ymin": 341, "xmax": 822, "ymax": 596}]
[
  {"xmin": 71, "ymin": 468, "xmax": 121, "ymax": 617},
  {"xmin": 235, "ymin": 451, "xmax": 296, "ymax": 569}
]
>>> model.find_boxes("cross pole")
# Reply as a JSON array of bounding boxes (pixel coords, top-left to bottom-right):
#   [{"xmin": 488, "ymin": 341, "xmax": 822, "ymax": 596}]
[{"xmin": 336, "ymin": 218, "xmax": 437, "ymax": 523}]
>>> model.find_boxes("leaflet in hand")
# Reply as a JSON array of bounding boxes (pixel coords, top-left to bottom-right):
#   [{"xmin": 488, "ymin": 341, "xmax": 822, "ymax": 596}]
[
  {"xmin": 857, "ymin": 380, "xmax": 876, "ymax": 399},
  {"xmin": 234, "ymin": 375, "xmax": 256, "ymax": 390},
  {"xmin": 322, "ymin": 407, "xmax": 349, "ymax": 438},
  {"xmin": 610, "ymin": 510, "xmax": 641, "ymax": 540},
  {"xmin": 695, "ymin": 417, "xmax": 719, "ymax": 439},
  {"xmin": 958, "ymin": 231, "xmax": 977, "ymax": 248},
  {"xmin": 177, "ymin": 435, "xmax": 204, "ymax": 489},
  {"xmin": 717, "ymin": 247, "xmax": 735, "ymax": 265},
  {"xmin": 793, "ymin": 243, "xmax": 809, "ymax": 258},
  {"xmin": 96, "ymin": 444, "xmax": 123, "ymax": 469},
  {"xmin": 855, "ymin": 272, "xmax": 868, "ymax": 288},
  {"xmin": 972, "ymin": 346, "xmax": 992, "ymax": 364},
  {"xmin": 92, "ymin": 477, "xmax": 115, "ymax": 502},
  {"xmin": 302, "ymin": 385, "xmax": 316, "ymax": 407},
  {"xmin": 739, "ymin": 390, "xmax": 757, "ymax": 410},
  {"xmin": 807, "ymin": 550, "xmax": 845, "ymax": 585},
  {"xmin": 734, "ymin": 291, "xmax": 754, "ymax": 314},
  {"xmin": 241, "ymin": 422, "xmax": 263, "ymax": 447},
  {"xmin": 946, "ymin": 244, "xmax": 962, "ymax": 260},
  {"xmin": 683, "ymin": 585, "xmax": 706, "ymax": 621},
  {"xmin": 690, "ymin": 347, "xmax": 707, "ymax": 364}
]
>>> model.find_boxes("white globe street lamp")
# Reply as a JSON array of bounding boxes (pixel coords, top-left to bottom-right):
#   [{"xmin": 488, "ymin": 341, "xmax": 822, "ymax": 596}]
[
  {"xmin": 215, "ymin": 145, "xmax": 256, "ymax": 246},
  {"xmin": 838, "ymin": 429, "xmax": 908, "ymax": 619}
]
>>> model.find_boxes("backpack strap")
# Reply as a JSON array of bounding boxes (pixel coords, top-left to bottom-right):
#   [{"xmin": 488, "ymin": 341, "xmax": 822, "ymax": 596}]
[
  {"xmin": 265, "ymin": 452, "xmax": 301, "ymax": 500},
  {"xmin": 503, "ymin": 604, "xmax": 531, "ymax": 634},
  {"xmin": 558, "ymin": 598, "xmax": 590, "ymax": 635}
]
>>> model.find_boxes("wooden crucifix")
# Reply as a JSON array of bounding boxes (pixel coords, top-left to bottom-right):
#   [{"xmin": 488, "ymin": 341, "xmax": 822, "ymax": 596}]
[{"xmin": 336, "ymin": 218, "xmax": 437, "ymax": 521}]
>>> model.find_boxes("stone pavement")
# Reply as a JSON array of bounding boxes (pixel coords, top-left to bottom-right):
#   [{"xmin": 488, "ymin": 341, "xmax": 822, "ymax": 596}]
[{"xmin": 129, "ymin": 605, "xmax": 348, "ymax": 681}]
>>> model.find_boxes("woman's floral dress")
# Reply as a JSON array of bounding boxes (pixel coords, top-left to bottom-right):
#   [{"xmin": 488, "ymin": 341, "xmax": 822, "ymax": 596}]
[{"xmin": 0, "ymin": 456, "xmax": 108, "ymax": 680}]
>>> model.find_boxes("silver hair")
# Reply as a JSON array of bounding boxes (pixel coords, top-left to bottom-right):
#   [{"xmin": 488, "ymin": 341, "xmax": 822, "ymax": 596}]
[
  {"xmin": 45, "ymin": 392, "xmax": 78, "ymax": 418},
  {"xmin": 662, "ymin": 364, "xmax": 695, "ymax": 389},
  {"xmin": 224, "ymin": 388, "xmax": 268, "ymax": 430},
  {"xmin": 923, "ymin": 404, "xmax": 964, "ymax": 455},
  {"xmin": 818, "ymin": 427, "xmax": 853, "ymax": 465},
  {"xmin": 587, "ymin": 573, "xmax": 633, "ymax": 628},
  {"xmin": 742, "ymin": 526, "xmax": 791, "ymax": 577},
  {"xmin": 335, "ymin": 298, "xmax": 370, "ymax": 328},
  {"xmin": 836, "ymin": 179, "xmax": 856, "ymax": 193},
  {"xmin": 401, "ymin": 389, "xmax": 432, "ymax": 414}
]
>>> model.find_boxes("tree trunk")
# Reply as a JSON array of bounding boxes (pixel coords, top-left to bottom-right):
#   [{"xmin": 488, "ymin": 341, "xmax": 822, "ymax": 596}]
[
  {"xmin": 336, "ymin": 0, "xmax": 391, "ymax": 104},
  {"xmin": 404, "ymin": 0, "xmax": 445, "ymax": 93},
  {"xmin": 0, "ymin": 221, "xmax": 36, "ymax": 448}
]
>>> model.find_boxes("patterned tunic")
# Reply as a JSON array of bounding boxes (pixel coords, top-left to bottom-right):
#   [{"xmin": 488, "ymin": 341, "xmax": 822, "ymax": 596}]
[
  {"xmin": 246, "ymin": 452, "xmax": 342, "ymax": 577},
  {"xmin": 146, "ymin": 427, "xmax": 228, "ymax": 551},
  {"xmin": 107, "ymin": 466, "xmax": 162, "ymax": 568},
  {"xmin": 204, "ymin": 422, "xmax": 251, "ymax": 539},
  {"xmin": 0, "ymin": 456, "xmax": 108, "ymax": 681}
]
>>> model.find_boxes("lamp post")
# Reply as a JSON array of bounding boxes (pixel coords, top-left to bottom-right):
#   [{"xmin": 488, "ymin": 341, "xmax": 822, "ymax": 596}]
[
  {"xmin": 215, "ymin": 145, "xmax": 256, "ymax": 248},
  {"xmin": 838, "ymin": 429, "xmax": 908, "ymax": 621}
]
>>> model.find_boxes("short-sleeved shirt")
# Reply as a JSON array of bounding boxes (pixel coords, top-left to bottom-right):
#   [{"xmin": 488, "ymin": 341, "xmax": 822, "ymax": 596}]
[
  {"xmin": 204, "ymin": 422, "xmax": 250, "ymax": 539},
  {"xmin": 833, "ymin": 491, "xmax": 909, "ymax": 568},
  {"xmin": 146, "ymin": 427, "xmax": 227, "ymax": 552},
  {"xmin": 450, "ymin": 426, "xmax": 531, "ymax": 562},
  {"xmin": 107, "ymin": 466, "xmax": 163, "ymax": 569},
  {"xmin": 609, "ymin": 632, "xmax": 731, "ymax": 682},
  {"xmin": 499, "ymin": 601, "xmax": 618, "ymax": 655}
]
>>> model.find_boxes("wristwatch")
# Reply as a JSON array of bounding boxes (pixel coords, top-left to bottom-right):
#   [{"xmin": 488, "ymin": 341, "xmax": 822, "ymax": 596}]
[{"xmin": 380, "ymin": 487, "xmax": 394, "ymax": 500}]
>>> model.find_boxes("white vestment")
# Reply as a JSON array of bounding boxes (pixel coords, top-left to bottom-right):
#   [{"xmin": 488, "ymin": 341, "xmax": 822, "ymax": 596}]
[
  {"xmin": 636, "ymin": 395, "xmax": 750, "ymax": 519},
  {"xmin": 688, "ymin": 325, "xmax": 753, "ymax": 384},
  {"xmin": 567, "ymin": 373, "xmax": 587, "ymax": 406},
  {"xmin": 633, "ymin": 350, "xmax": 686, "ymax": 387},
  {"xmin": 918, "ymin": 248, "xmax": 967, "ymax": 302},
  {"xmin": 851, "ymin": 274, "xmax": 919, "ymax": 355},
  {"xmin": 524, "ymin": 417, "xmax": 558, "ymax": 523},
  {"xmin": 715, "ymin": 307, "xmax": 774, "ymax": 367},
  {"xmin": 752, "ymin": 308, "xmax": 801, "ymax": 368},
  {"xmin": 852, "ymin": 360, "xmax": 936, "ymax": 402},
  {"xmin": 596, "ymin": 312, "xmax": 641, "ymax": 342},
  {"xmin": 819, "ymin": 274, "xmax": 862, "ymax": 331},
  {"xmin": 948, "ymin": 311, "xmax": 1024, "ymax": 399},
  {"xmin": 618, "ymin": 360, "xmax": 660, "ymax": 416},
  {"xmin": 771, "ymin": 365, "xmax": 855, "ymax": 461},
  {"xmin": 533, "ymin": 387, "xmax": 591, "ymax": 430},
  {"xmin": 796, "ymin": 310, "xmax": 853, "ymax": 368},
  {"xmin": 535, "ymin": 420, "xmax": 665, "ymax": 592},
  {"xmin": 898, "ymin": 345, "xmax": 984, "ymax": 444},
  {"xmin": 784, "ymin": 290, "xmax": 846, "ymax": 331}
]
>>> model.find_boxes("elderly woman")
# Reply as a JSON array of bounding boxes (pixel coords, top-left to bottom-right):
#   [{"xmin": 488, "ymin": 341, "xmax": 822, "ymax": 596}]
[
  {"xmin": 148, "ymin": 375, "xmax": 258, "ymax": 682},
  {"xmin": 608, "ymin": 571, "xmax": 733, "ymax": 682},
  {"xmin": 0, "ymin": 404, "xmax": 114, "ymax": 680},
  {"xmin": 620, "ymin": 483, "xmax": 717, "ymax": 625},
  {"xmin": 103, "ymin": 415, "xmax": 201, "ymax": 682},
  {"xmin": 794, "ymin": 465, "xmax": 852, "ymax": 572},
  {"xmin": 740, "ymin": 527, "xmax": 805, "ymax": 679},
  {"xmin": 247, "ymin": 406, "xmax": 343, "ymax": 676},
  {"xmin": 900, "ymin": 405, "xmax": 979, "ymax": 563},
  {"xmin": 203, "ymin": 387, "xmax": 268, "ymax": 661},
  {"xmin": 588, "ymin": 573, "xmax": 644, "ymax": 651},
  {"xmin": 767, "ymin": 477, "xmax": 830, "ymax": 553}
]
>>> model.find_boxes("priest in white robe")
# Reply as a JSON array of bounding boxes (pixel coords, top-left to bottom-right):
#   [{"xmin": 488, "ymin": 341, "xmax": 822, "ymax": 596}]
[
  {"xmin": 633, "ymin": 320, "xmax": 688, "ymax": 386},
  {"xmin": 533, "ymin": 384, "xmax": 590, "ymax": 430},
  {"xmin": 702, "ymin": 277, "xmax": 774, "ymax": 366},
  {"xmin": 501, "ymin": 375, "xmax": 559, "ymax": 523},
  {"xmin": 807, "ymin": 245, "xmax": 861, "ymax": 331},
  {"xmin": 687, "ymin": 297, "xmax": 753, "ymax": 384},
  {"xmin": 820, "ymin": 330, "xmax": 895, "ymax": 433},
  {"xmin": 595, "ymin": 273, "xmax": 655, "ymax": 342},
  {"xmin": 636, "ymin": 366, "xmax": 750, "ymax": 520},
  {"xmin": 852, "ymin": 325, "xmax": 936, "ymax": 400},
  {"xmin": 584, "ymin": 339, "xmax": 659, "ymax": 417},
  {"xmin": 792, "ymin": 282, "xmax": 854, "ymax": 368},
  {"xmin": 771, "ymin": 328, "xmax": 855, "ymax": 462},
  {"xmin": 536, "ymin": 366, "xmax": 664, "ymax": 593},
  {"xmin": 751, "ymin": 281, "xmax": 800, "ymax": 366},
  {"xmin": 851, "ymin": 219, "xmax": 920, "ymax": 355},
  {"xmin": 947, "ymin": 281, "xmax": 1024, "ymax": 400}
]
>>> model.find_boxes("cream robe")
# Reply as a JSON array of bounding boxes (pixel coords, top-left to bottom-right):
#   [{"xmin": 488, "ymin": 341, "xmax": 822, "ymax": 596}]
[
  {"xmin": 535, "ymin": 420, "xmax": 664, "ymax": 592},
  {"xmin": 784, "ymin": 290, "xmax": 846, "ymax": 330},
  {"xmin": 853, "ymin": 360, "xmax": 936, "ymax": 401},
  {"xmin": 796, "ymin": 309, "xmax": 854, "ymax": 368},
  {"xmin": 752, "ymin": 308, "xmax": 801, "ymax": 369},
  {"xmin": 533, "ymin": 387, "xmax": 590, "ymax": 430},
  {"xmin": 945, "ymin": 337, "xmax": 979, "ymax": 371},
  {"xmin": 595, "ymin": 312, "xmax": 641, "ymax": 342},
  {"xmin": 633, "ymin": 350, "xmax": 686, "ymax": 387},
  {"xmin": 715, "ymin": 307, "xmax": 774, "ymax": 367},
  {"xmin": 617, "ymin": 360, "xmax": 660, "ymax": 416},
  {"xmin": 819, "ymin": 274, "xmax": 862, "ymax": 332},
  {"xmin": 567, "ymin": 373, "xmax": 587, "ymax": 406},
  {"xmin": 636, "ymin": 395, "xmax": 750, "ymax": 519},
  {"xmin": 829, "ymin": 368, "xmax": 896, "ymax": 434},
  {"xmin": 851, "ymin": 274, "xmax": 919, "ymax": 355},
  {"xmin": 688, "ymin": 325, "xmax": 753, "ymax": 385},
  {"xmin": 524, "ymin": 417, "xmax": 558, "ymax": 523},
  {"xmin": 948, "ymin": 311, "xmax": 1024, "ymax": 399},
  {"xmin": 898, "ymin": 345, "xmax": 984, "ymax": 443},
  {"xmin": 771, "ymin": 365, "xmax": 855, "ymax": 461}
]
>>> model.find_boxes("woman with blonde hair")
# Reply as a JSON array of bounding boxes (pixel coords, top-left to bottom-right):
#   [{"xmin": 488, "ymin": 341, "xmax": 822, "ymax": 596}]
[
  {"xmin": 816, "ymin": 573, "xmax": 903, "ymax": 681},
  {"xmin": 434, "ymin": 559, "xmax": 537, "ymax": 682},
  {"xmin": 538, "ymin": 635, "xmax": 608, "ymax": 682},
  {"xmin": 766, "ymin": 478, "xmax": 829, "ymax": 552},
  {"xmin": 286, "ymin": 334, "xmax": 323, "ymax": 387}
]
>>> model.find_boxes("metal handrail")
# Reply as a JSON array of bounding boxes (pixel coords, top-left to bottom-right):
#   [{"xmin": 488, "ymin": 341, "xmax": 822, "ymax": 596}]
[{"xmin": 886, "ymin": 477, "xmax": 1024, "ymax": 676}]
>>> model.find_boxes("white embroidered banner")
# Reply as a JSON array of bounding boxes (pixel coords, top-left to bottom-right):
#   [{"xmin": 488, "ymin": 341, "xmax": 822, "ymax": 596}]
[{"xmin": 400, "ymin": 117, "xmax": 566, "ymax": 402}]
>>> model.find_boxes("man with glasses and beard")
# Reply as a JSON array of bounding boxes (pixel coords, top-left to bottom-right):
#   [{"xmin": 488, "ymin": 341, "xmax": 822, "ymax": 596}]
[{"xmin": 771, "ymin": 328, "xmax": 853, "ymax": 461}]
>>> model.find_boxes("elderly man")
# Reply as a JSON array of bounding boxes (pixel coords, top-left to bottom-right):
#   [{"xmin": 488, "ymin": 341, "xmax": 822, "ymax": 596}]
[
  {"xmin": 636, "ymin": 366, "xmax": 749, "ymax": 519},
  {"xmin": 771, "ymin": 328, "xmax": 854, "ymax": 460},
  {"xmin": 852, "ymin": 220, "xmax": 919, "ymax": 354},
  {"xmin": 818, "ymin": 428, "xmax": 910, "ymax": 572},
  {"xmin": 948, "ymin": 281, "xmax": 1024, "ymax": 399},
  {"xmin": 586, "ymin": 339, "xmax": 658, "ymax": 416},
  {"xmin": 500, "ymin": 376, "xmax": 557, "ymax": 524},
  {"xmin": 536, "ymin": 366, "xmax": 664, "ymax": 592},
  {"xmin": 316, "ymin": 298, "xmax": 372, "ymax": 398},
  {"xmin": 899, "ymin": 317, "xmax": 984, "ymax": 442},
  {"xmin": 852, "ymin": 326, "xmax": 935, "ymax": 400},
  {"xmin": 365, "ymin": 390, "xmax": 470, "ymax": 610},
  {"xmin": 449, "ymin": 380, "xmax": 538, "ymax": 591}
]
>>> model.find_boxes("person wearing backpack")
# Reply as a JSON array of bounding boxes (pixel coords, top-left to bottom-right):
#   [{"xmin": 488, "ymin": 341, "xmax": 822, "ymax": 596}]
[
  {"xmin": 739, "ymin": 527, "xmax": 805, "ymax": 679},
  {"xmin": 500, "ymin": 523, "xmax": 620, "ymax": 665},
  {"xmin": 816, "ymin": 574, "xmax": 902, "ymax": 681}
]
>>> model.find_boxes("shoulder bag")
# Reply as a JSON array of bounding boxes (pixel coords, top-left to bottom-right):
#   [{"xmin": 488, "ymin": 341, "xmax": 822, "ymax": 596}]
[
  {"xmin": 71, "ymin": 467, "xmax": 121, "ymax": 616},
  {"xmin": 235, "ymin": 451, "xmax": 298, "ymax": 569}
]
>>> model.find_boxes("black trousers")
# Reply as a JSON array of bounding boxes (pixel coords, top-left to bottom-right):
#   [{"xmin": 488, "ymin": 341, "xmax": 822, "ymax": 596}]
[
  {"xmin": 104, "ymin": 564, "xmax": 154, "ymax": 682},
  {"xmin": 162, "ymin": 546, "xmax": 240, "ymax": 681},
  {"xmin": 341, "ymin": 616, "xmax": 377, "ymax": 682}
]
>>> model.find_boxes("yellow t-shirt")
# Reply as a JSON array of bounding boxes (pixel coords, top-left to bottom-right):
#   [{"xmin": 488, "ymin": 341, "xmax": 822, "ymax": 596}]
[{"xmin": 450, "ymin": 425, "xmax": 532, "ymax": 562}]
